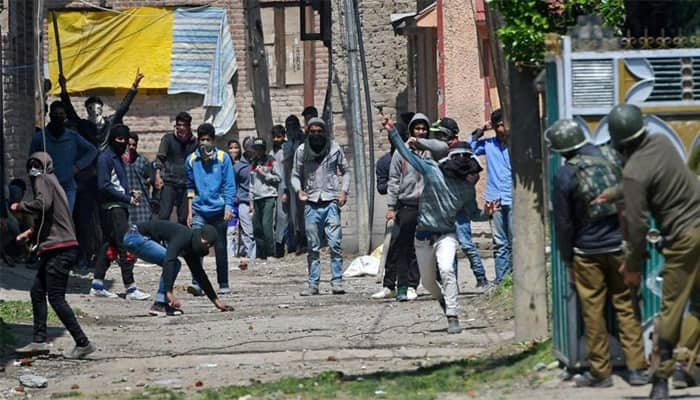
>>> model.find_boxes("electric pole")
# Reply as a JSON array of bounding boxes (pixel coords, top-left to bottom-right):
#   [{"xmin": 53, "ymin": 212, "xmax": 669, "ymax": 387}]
[{"xmin": 341, "ymin": 0, "xmax": 370, "ymax": 255}]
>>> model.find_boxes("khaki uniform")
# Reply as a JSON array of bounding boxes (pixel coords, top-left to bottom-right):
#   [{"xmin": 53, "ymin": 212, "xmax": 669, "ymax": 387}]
[
  {"xmin": 622, "ymin": 134, "xmax": 700, "ymax": 379},
  {"xmin": 573, "ymin": 253, "xmax": 647, "ymax": 377}
]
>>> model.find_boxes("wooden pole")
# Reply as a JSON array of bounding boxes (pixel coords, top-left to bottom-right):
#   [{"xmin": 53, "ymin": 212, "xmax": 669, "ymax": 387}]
[
  {"xmin": 244, "ymin": 0, "xmax": 273, "ymax": 148},
  {"xmin": 50, "ymin": 11, "xmax": 64, "ymax": 78},
  {"xmin": 303, "ymin": 5, "xmax": 315, "ymax": 107}
]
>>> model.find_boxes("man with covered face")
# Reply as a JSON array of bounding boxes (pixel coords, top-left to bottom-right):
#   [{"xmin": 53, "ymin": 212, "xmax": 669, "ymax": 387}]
[
  {"xmin": 284, "ymin": 115, "xmax": 307, "ymax": 255},
  {"xmin": 29, "ymin": 101, "xmax": 98, "ymax": 211},
  {"xmin": 184, "ymin": 123, "xmax": 236, "ymax": 295},
  {"xmin": 292, "ymin": 118, "xmax": 351, "ymax": 295},
  {"xmin": 153, "ymin": 112, "xmax": 198, "ymax": 225},
  {"xmin": 90, "ymin": 124, "xmax": 150, "ymax": 301}
]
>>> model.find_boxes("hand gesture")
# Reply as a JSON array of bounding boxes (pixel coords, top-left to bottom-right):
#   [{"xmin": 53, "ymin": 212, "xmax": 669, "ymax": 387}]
[
  {"xmin": 382, "ymin": 115, "xmax": 395, "ymax": 131},
  {"xmin": 406, "ymin": 137, "xmax": 418, "ymax": 149},
  {"xmin": 133, "ymin": 68, "xmax": 145, "ymax": 87}
]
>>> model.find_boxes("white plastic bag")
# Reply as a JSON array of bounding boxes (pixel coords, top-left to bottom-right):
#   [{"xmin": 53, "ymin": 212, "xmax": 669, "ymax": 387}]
[{"xmin": 342, "ymin": 255, "xmax": 380, "ymax": 277}]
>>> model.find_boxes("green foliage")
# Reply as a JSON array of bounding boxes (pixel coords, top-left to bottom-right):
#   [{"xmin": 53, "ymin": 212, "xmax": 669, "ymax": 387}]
[
  {"xmin": 487, "ymin": 0, "xmax": 625, "ymax": 66},
  {"xmin": 0, "ymin": 300, "xmax": 60, "ymax": 323}
]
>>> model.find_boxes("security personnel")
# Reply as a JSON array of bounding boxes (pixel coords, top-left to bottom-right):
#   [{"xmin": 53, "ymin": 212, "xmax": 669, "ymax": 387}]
[
  {"xmin": 547, "ymin": 119, "xmax": 647, "ymax": 388},
  {"xmin": 609, "ymin": 104, "xmax": 700, "ymax": 400}
]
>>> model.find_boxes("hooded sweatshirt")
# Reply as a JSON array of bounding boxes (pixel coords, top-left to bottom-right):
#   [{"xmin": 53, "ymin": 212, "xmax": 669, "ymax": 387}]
[
  {"xmin": 185, "ymin": 147, "xmax": 236, "ymax": 217},
  {"xmin": 386, "ymin": 113, "xmax": 432, "ymax": 210},
  {"xmin": 291, "ymin": 118, "xmax": 351, "ymax": 202},
  {"xmin": 19, "ymin": 152, "xmax": 78, "ymax": 253},
  {"xmin": 154, "ymin": 133, "xmax": 198, "ymax": 187},
  {"xmin": 250, "ymin": 153, "xmax": 282, "ymax": 200},
  {"xmin": 97, "ymin": 142, "xmax": 131, "ymax": 207}
]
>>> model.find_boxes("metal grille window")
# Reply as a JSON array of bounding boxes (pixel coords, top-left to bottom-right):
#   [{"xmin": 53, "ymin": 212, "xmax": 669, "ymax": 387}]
[
  {"xmin": 648, "ymin": 57, "xmax": 695, "ymax": 102},
  {"xmin": 571, "ymin": 59, "xmax": 614, "ymax": 108}
]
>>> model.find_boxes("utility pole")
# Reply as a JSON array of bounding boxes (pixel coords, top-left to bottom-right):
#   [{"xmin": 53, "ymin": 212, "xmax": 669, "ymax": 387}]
[
  {"xmin": 341, "ymin": 0, "xmax": 370, "ymax": 255},
  {"xmin": 486, "ymin": 6, "xmax": 548, "ymax": 341},
  {"xmin": 244, "ymin": 0, "xmax": 273, "ymax": 148}
]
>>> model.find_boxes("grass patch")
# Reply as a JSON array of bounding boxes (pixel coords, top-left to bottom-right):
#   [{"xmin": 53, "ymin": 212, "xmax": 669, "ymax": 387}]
[
  {"xmin": 131, "ymin": 340, "xmax": 554, "ymax": 400},
  {"xmin": 0, "ymin": 300, "xmax": 85, "ymax": 324},
  {"xmin": 51, "ymin": 391, "xmax": 84, "ymax": 399}
]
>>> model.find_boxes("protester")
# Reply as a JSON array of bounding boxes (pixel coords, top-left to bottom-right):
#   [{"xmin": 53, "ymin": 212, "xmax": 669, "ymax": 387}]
[
  {"xmin": 154, "ymin": 112, "xmax": 197, "ymax": 225},
  {"xmin": 607, "ymin": 104, "xmax": 700, "ymax": 399},
  {"xmin": 284, "ymin": 115, "xmax": 307, "ymax": 255},
  {"xmin": 12, "ymin": 152, "xmax": 95, "ymax": 359},
  {"xmin": 226, "ymin": 140, "xmax": 242, "ymax": 258},
  {"xmin": 383, "ymin": 115, "xmax": 485, "ymax": 334},
  {"xmin": 301, "ymin": 106, "xmax": 318, "ymax": 128},
  {"xmin": 185, "ymin": 123, "xmax": 235, "ymax": 295},
  {"xmin": 91, "ymin": 125, "xmax": 150, "ymax": 300},
  {"xmin": 292, "ymin": 118, "xmax": 350, "ymax": 295},
  {"xmin": 374, "ymin": 114, "xmax": 429, "ymax": 301},
  {"xmin": 236, "ymin": 137, "xmax": 256, "ymax": 269},
  {"xmin": 124, "ymin": 131, "xmax": 154, "ymax": 225},
  {"xmin": 271, "ymin": 125, "xmax": 290, "ymax": 257},
  {"xmin": 470, "ymin": 109, "xmax": 513, "ymax": 284},
  {"xmin": 547, "ymin": 119, "xmax": 647, "ymax": 388},
  {"xmin": 250, "ymin": 137, "xmax": 282, "ymax": 260},
  {"xmin": 29, "ymin": 101, "xmax": 98, "ymax": 211},
  {"xmin": 123, "ymin": 221, "xmax": 234, "ymax": 316},
  {"xmin": 1, "ymin": 179, "xmax": 33, "ymax": 266}
]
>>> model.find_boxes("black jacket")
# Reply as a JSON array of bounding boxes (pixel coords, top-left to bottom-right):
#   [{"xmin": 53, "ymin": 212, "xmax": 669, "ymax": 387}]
[
  {"xmin": 136, "ymin": 221, "xmax": 217, "ymax": 300},
  {"xmin": 154, "ymin": 133, "xmax": 197, "ymax": 187},
  {"xmin": 553, "ymin": 144, "xmax": 622, "ymax": 263},
  {"xmin": 375, "ymin": 151, "xmax": 392, "ymax": 195}
]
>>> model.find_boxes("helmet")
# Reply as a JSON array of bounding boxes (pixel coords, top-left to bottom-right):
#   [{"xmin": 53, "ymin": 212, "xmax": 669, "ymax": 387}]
[
  {"xmin": 608, "ymin": 104, "xmax": 645, "ymax": 147},
  {"xmin": 545, "ymin": 119, "xmax": 587, "ymax": 153}
]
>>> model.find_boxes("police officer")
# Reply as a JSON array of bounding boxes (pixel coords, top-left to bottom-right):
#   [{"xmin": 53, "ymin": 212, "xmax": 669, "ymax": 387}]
[
  {"xmin": 609, "ymin": 104, "xmax": 700, "ymax": 399},
  {"xmin": 547, "ymin": 119, "xmax": 647, "ymax": 388}
]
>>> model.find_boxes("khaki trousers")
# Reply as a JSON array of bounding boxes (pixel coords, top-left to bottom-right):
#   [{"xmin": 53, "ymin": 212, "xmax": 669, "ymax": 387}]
[
  {"xmin": 654, "ymin": 224, "xmax": 700, "ymax": 379},
  {"xmin": 573, "ymin": 252, "xmax": 647, "ymax": 377}
]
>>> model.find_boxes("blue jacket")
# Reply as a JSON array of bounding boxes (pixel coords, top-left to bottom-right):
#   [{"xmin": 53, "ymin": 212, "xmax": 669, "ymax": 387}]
[
  {"xmin": 552, "ymin": 143, "xmax": 622, "ymax": 263},
  {"xmin": 470, "ymin": 136, "xmax": 512, "ymax": 205},
  {"xmin": 186, "ymin": 148, "xmax": 236, "ymax": 217},
  {"xmin": 233, "ymin": 156, "xmax": 251, "ymax": 204},
  {"xmin": 30, "ymin": 128, "xmax": 97, "ymax": 194},
  {"xmin": 97, "ymin": 147, "xmax": 131, "ymax": 206}
]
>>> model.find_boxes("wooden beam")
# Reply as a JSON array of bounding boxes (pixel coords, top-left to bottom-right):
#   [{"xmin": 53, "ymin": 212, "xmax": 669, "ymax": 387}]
[
  {"xmin": 245, "ymin": 0, "xmax": 274, "ymax": 147},
  {"xmin": 274, "ymin": 7, "xmax": 286, "ymax": 87}
]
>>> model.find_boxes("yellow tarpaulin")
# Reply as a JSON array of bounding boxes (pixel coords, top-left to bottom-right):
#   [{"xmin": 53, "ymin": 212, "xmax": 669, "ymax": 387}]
[{"xmin": 48, "ymin": 7, "xmax": 174, "ymax": 94}]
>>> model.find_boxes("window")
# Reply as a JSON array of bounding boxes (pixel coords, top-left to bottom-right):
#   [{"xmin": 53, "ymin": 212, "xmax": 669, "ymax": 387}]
[{"xmin": 261, "ymin": 5, "xmax": 303, "ymax": 87}]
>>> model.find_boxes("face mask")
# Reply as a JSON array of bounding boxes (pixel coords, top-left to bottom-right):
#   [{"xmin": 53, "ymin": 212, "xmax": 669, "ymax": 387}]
[
  {"xmin": 29, "ymin": 167, "xmax": 43, "ymax": 177},
  {"xmin": 308, "ymin": 134, "xmax": 327, "ymax": 152},
  {"xmin": 111, "ymin": 139, "xmax": 128, "ymax": 156},
  {"xmin": 47, "ymin": 118, "xmax": 65, "ymax": 136},
  {"xmin": 200, "ymin": 143, "xmax": 215, "ymax": 161},
  {"xmin": 87, "ymin": 103, "xmax": 105, "ymax": 126}
]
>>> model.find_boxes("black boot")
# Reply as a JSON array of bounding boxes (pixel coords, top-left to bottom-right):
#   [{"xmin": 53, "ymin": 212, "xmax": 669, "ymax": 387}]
[{"xmin": 649, "ymin": 377, "xmax": 669, "ymax": 400}]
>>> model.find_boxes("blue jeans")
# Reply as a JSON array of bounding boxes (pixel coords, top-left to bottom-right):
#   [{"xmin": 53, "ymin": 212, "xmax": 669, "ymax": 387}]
[
  {"xmin": 491, "ymin": 205, "xmax": 513, "ymax": 282},
  {"xmin": 455, "ymin": 211, "xmax": 486, "ymax": 279},
  {"xmin": 192, "ymin": 211, "xmax": 229, "ymax": 289},
  {"xmin": 65, "ymin": 188, "xmax": 76, "ymax": 212},
  {"xmin": 304, "ymin": 201, "xmax": 343, "ymax": 288},
  {"xmin": 123, "ymin": 230, "xmax": 181, "ymax": 304}
]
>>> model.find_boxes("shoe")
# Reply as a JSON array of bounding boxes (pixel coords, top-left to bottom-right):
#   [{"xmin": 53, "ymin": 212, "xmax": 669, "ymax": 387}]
[
  {"xmin": 187, "ymin": 284, "xmax": 205, "ymax": 297},
  {"xmin": 407, "ymin": 287, "xmax": 418, "ymax": 300},
  {"xmin": 63, "ymin": 342, "xmax": 96, "ymax": 359},
  {"xmin": 395, "ymin": 287, "xmax": 408, "ymax": 302},
  {"xmin": 476, "ymin": 277, "xmax": 490, "ymax": 288},
  {"xmin": 371, "ymin": 287, "xmax": 395, "ymax": 299},
  {"xmin": 126, "ymin": 288, "xmax": 151, "ymax": 301},
  {"xmin": 90, "ymin": 287, "xmax": 118, "ymax": 298},
  {"xmin": 218, "ymin": 287, "xmax": 232, "ymax": 295},
  {"xmin": 331, "ymin": 283, "xmax": 346, "ymax": 295},
  {"xmin": 165, "ymin": 303, "xmax": 184, "ymax": 316},
  {"xmin": 672, "ymin": 367, "xmax": 695, "ymax": 389},
  {"xmin": 627, "ymin": 369, "xmax": 648, "ymax": 386},
  {"xmin": 300, "ymin": 287, "xmax": 319, "ymax": 296},
  {"xmin": 573, "ymin": 371, "xmax": 613, "ymax": 388},
  {"xmin": 148, "ymin": 303, "xmax": 167, "ymax": 317},
  {"xmin": 649, "ymin": 377, "xmax": 669, "ymax": 399},
  {"xmin": 15, "ymin": 342, "xmax": 50, "ymax": 356},
  {"xmin": 447, "ymin": 316, "xmax": 462, "ymax": 334}
]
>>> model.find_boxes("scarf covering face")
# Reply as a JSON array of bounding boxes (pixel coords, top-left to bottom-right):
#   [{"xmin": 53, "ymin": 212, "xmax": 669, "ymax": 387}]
[{"xmin": 303, "ymin": 117, "xmax": 330, "ymax": 161}]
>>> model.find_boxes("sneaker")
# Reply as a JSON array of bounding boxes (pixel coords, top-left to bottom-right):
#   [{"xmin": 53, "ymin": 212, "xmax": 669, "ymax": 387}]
[
  {"xmin": 672, "ymin": 367, "xmax": 695, "ymax": 389},
  {"xmin": 371, "ymin": 287, "xmax": 395, "ymax": 299},
  {"xmin": 627, "ymin": 369, "xmax": 648, "ymax": 386},
  {"xmin": 187, "ymin": 284, "xmax": 205, "ymax": 297},
  {"xmin": 407, "ymin": 287, "xmax": 418, "ymax": 300},
  {"xmin": 300, "ymin": 287, "xmax": 319, "ymax": 296},
  {"xmin": 15, "ymin": 342, "xmax": 50, "ymax": 357},
  {"xmin": 395, "ymin": 287, "xmax": 408, "ymax": 302},
  {"xmin": 447, "ymin": 316, "xmax": 462, "ymax": 334},
  {"xmin": 148, "ymin": 303, "xmax": 167, "ymax": 317},
  {"xmin": 331, "ymin": 282, "xmax": 346, "ymax": 295},
  {"xmin": 476, "ymin": 277, "xmax": 490, "ymax": 288},
  {"xmin": 649, "ymin": 377, "xmax": 669, "ymax": 399},
  {"xmin": 218, "ymin": 287, "xmax": 232, "ymax": 295},
  {"xmin": 63, "ymin": 342, "xmax": 96, "ymax": 359},
  {"xmin": 126, "ymin": 288, "xmax": 151, "ymax": 301},
  {"xmin": 573, "ymin": 371, "xmax": 613, "ymax": 388},
  {"xmin": 165, "ymin": 303, "xmax": 184, "ymax": 316},
  {"xmin": 90, "ymin": 287, "xmax": 118, "ymax": 298}
]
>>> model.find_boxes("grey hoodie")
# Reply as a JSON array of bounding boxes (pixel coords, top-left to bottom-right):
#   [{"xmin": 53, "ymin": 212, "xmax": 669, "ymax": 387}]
[{"xmin": 387, "ymin": 113, "xmax": 432, "ymax": 210}]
